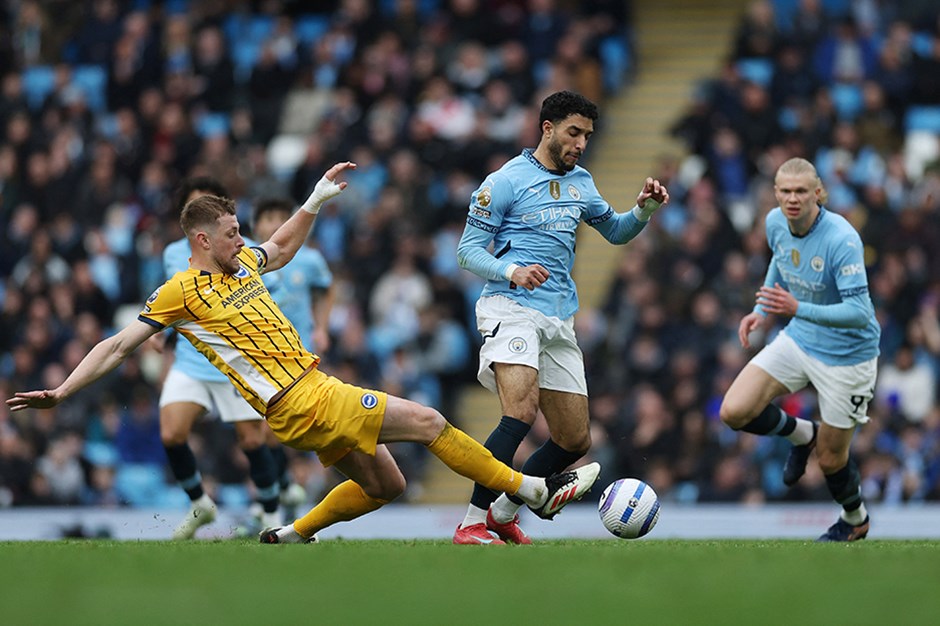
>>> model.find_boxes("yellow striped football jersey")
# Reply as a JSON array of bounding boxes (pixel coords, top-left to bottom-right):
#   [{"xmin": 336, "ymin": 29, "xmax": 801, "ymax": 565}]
[{"xmin": 139, "ymin": 246, "xmax": 318, "ymax": 414}]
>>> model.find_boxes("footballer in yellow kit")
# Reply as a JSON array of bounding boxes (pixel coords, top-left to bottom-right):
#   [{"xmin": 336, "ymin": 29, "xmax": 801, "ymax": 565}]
[{"xmin": 139, "ymin": 245, "xmax": 386, "ymax": 466}]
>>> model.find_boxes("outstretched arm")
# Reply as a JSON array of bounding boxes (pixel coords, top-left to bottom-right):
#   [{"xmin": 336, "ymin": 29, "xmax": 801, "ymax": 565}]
[
  {"xmin": 6, "ymin": 319, "xmax": 160, "ymax": 411},
  {"xmin": 593, "ymin": 177, "xmax": 670, "ymax": 244},
  {"xmin": 261, "ymin": 161, "xmax": 355, "ymax": 273}
]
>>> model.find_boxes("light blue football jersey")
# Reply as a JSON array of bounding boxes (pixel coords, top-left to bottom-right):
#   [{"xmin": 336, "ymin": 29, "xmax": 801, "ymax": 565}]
[
  {"xmin": 163, "ymin": 238, "xmax": 230, "ymax": 382},
  {"xmin": 761, "ymin": 207, "xmax": 880, "ymax": 365},
  {"xmin": 457, "ymin": 149, "xmax": 646, "ymax": 320},
  {"xmin": 263, "ymin": 245, "xmax": 331, "ymax": 352}
]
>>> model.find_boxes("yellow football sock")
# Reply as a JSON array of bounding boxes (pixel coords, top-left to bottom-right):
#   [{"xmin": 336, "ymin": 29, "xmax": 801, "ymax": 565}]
[
  {"xmin": 427, "ymin": 423, "xmax": 523, "ymax": 496},
  {"xmin": 293, "ymin": 480, "xmax": 388, "ymax": 539}
]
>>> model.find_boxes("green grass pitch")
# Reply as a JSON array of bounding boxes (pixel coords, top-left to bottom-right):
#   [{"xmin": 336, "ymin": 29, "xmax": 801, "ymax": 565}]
[{"xmin": 1, "ymin": 539, "xmax": 938, "ymax": 625}]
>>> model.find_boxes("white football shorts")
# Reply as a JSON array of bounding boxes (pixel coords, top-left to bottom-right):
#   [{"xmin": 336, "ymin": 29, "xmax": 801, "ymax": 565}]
[
  {"xmin": 751, "ymin": 330, "xmax": 878, "ymax": 429},
  {"xmin": 159, "ymin": 368, "xmax": 263, "ymax": 422},
  {"xmin": 475, "ymin": 294, "xmax": 587, "ymax": 396}
]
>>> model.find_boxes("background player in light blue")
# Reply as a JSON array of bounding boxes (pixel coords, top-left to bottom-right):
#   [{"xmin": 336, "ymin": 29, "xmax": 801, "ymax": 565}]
[
  {"xmin": 159, "ymin": 177, "xmax": 282, "ymax": 539},
  {"xmin": 250, "ymin": 197, "xmax": 334, "ymax": 517},
  {"xmin": 453, "ymin": 90, "xmax": 670, "ymax": 545},
  {"xmin": 252, "ymin": 198, "xmax": 334, "ymax": 355},
  {"xmin": 720, "ymin": 157, "xmax": 880, "ymax": 542}
]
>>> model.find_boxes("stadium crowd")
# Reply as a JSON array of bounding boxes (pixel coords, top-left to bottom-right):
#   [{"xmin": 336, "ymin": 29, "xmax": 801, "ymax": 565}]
[{"xmin": 1, "ymin": 0, "xmax": 939, "ymax": 515}]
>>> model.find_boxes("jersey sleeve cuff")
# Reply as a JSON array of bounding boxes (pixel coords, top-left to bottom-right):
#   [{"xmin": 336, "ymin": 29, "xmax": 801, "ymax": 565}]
[
  {"xmin": 138, "ymin": 315, "xmax": 166, "ymax": 330},
  {"xmin": 250, "ymin": 245, "xmax": 269, "ymax": 270}
]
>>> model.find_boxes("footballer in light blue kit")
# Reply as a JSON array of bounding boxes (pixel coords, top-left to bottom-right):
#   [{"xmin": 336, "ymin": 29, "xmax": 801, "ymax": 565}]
[
  {"xmin": 453, "ymin": 91, "xmax": 670, "ymax": 545},
  {"xmin": 720, "ymin": 157, "xmax": 880, "ymax": 542}
]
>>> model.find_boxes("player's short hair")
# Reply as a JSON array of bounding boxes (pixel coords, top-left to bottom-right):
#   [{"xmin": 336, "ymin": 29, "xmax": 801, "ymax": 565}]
[
  {"xmin": 173, "ymin": 176, "xmax": 229, "ymax": 215},
  {"xmin": 539, "ymin": 91, "xmax": 599, "ymax": 126},
  {"xmin": 253, "ymin": 197, "xmax": 294, "ymax": 225},
  {"xmin": 776, "ymin": 157, "xmax": 829, "ymax": 205},
  {"xmin": 180, "ymin": 194, "xmax": 236, "ymax": 237}
]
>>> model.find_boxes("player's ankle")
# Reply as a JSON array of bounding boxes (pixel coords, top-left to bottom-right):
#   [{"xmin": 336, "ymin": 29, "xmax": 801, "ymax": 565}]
[
  {"xmin": 489, "ymin": 495, "xmax": 522, "ymax": 523},
  {"xmin": 514, "ymin": 476, "xmax": 547, "ymax": 508},
  {"xmin": 460, "ymin": 504, "xmax": 487, "ymax": 529}
]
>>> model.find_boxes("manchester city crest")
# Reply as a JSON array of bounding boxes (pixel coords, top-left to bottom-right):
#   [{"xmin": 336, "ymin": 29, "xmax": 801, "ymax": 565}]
[
  {"xmin": 509, "ymin": 337, "xmax": 528, "ymax": 353},
  {"xmin": 568, "ymin": 184, "xmax": 581, "ymax": 200}
]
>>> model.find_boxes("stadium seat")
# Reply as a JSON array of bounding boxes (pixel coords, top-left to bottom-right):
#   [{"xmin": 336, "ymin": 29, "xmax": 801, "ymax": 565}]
[
  {"xmin": 216, "ymin": 484, "xmax": 251, "ymax": 508},
  {"xmin": 195, "ymin": 112, "xmax": 231, "ymax": 138},
  {"xmin": 83, "ymin": 441, "xmax": 119, "ymax": 467},
  {"xmin": 820, "ymin": 0, "xmax": 851, "ymax": 18},
  {"xmin": 21, "ymin": 65, "xmax": 56, "ymax": 110},
  {"xmin": 379, "ymin": 0, "xmax": 441, "ymax": 16},
  {"xmin": 115, "ymin": 463, "xmax": 166, "ymax": 506},
  {"xmin": 600, "ymin": 36, "xmax": 632, "ymax": 93},
  {"xmin": 231, "ymin": 41, "xmax": 262, "ymax": 83},
  {"xmin": 830, "ymin": 83, "xmax": 863, "ymax": 120},
  {"xmin": 736, "ymin": 58, "xmax": 774, "ymax": 87},
  {"xmin": 911, "ymin": 32, "xmax": 934, "ymax": 58},
  {"xmin": 771, "ymin": 0, "xmax": 799, "ymax": 31},
  {"xmin": 164, "ymin": 0, "xmax": 190, "ymax": 15},
  {"xmin": 295, "ymin": 14, "xmax": 330, "ymax": 46},
  {"xmin": 71, "ymin": 65, "xmax": 107, "ymax": 113},
  {"xmin": 905, "ymin": 106, "xmax": 940, "ymax": 133}
]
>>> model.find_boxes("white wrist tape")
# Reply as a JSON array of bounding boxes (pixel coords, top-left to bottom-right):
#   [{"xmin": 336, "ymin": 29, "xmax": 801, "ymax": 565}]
[
  {"xmin": 301, "ymin": 175, "xmax": 344, "ymax": 214},
  {"xmin": 504, "ymin": 263, "xmax": 521, "ymax": 281},
  {"xmin": 632, "ymin": 198, "xmax": 662, "ymax": 222}
]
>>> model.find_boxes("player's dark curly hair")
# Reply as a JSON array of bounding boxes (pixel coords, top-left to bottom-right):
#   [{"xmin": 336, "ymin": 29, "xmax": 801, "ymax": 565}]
[
  {"xmin": 539, "ymin": 90, "xmax": 599, "ymax": 125},
  {"xmin": 173, "ymin": 176, "xmax": 229, "ymax": 215}
]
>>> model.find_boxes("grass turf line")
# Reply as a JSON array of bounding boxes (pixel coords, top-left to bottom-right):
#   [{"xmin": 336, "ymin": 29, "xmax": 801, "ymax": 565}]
[{"xmin": 1, "ymin": 539, "xmax": 938, "ymax": 625}]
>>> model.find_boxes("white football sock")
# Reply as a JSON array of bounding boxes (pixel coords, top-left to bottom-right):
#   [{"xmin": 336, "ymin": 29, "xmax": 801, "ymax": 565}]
[
  {"xmin": 275, "ymin": 524, "xmax": 305, "ymax": 543},
  {"xmin": 513, "ymin": 476, "xmax": 547, "ymax": 508},
  {"xmin": 841, "ymin": 503, "xmax": 868, "ymax": 526},
  {"xmin": 785, "ymin": 418, "xmax": 815, "ymax": 445},
  {"xmin": 489, "ymin": 494, "xmax": 523, "ymax": 524},
  {"xmin": 460, "ymin": 504, "xmax": 487, "ymax": 529}
]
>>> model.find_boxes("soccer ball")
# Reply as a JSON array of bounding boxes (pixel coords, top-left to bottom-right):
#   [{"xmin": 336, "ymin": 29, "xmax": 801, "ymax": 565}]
[{"xmin": 598, "ymin": 478, "xmax": 660, "ymax": 539}]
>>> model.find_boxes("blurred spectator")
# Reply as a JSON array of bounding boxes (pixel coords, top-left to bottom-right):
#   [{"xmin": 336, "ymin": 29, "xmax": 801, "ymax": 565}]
[
  {"xmin": 877, "ymin": 343, "xmax": 936, "ymax": 423},
  {"xmin": 35, "ymin": 432, "xmax": 84, "ymax": 505}
]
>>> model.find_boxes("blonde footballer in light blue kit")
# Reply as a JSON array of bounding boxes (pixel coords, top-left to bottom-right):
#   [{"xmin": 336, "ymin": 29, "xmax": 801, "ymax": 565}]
[{"xmin": 720, "ymin": 157, "xmax": 880, "ymax": 542}]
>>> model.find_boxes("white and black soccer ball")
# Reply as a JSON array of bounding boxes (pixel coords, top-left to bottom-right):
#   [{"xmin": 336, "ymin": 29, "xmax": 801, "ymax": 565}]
[{"xmin": 598, "ymin": 478, "xmax": 660, "ymax": 539}]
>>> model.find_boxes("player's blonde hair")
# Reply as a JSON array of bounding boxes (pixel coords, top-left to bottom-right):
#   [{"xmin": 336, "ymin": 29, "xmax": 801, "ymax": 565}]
[
  {"xmin": 776, "ymin": 157, "xmax": 829, "ymax": 205},
  {"xmin": 180, "ymin": 194, "xmax": 237, "ymax": 237}
]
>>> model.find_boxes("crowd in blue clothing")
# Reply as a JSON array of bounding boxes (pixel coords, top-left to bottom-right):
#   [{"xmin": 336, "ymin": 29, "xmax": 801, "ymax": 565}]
[{"xmin": 1, "ymin": 0, "xmax": 938, "ymax": 512}]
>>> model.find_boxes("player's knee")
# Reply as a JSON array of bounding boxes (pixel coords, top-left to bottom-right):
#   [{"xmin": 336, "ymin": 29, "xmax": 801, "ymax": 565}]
[
  {"xmin": 362, "ymin": 469, "xmax": 406, "ymax": 502},
  {"xmin": 511, "ymin": 404, "xmax": 540, "ymax": 425},
  {"xmin": 817, "ymin": 448, "xmax": 849, "ymax": 475},
  {"xmin": 557, "ymin": 431, "xmax": 591, "ymax": 457},
  {"xmin": 718, "ymin": 398, "xmax": 750, "ymax": 430},
  {"xmin": 414, "ymin": 405, "xmax": 447, "ymax": 442},
  {"xmin": 160, "ymin": 427, "xmax": 188, "ymax": 447}
]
